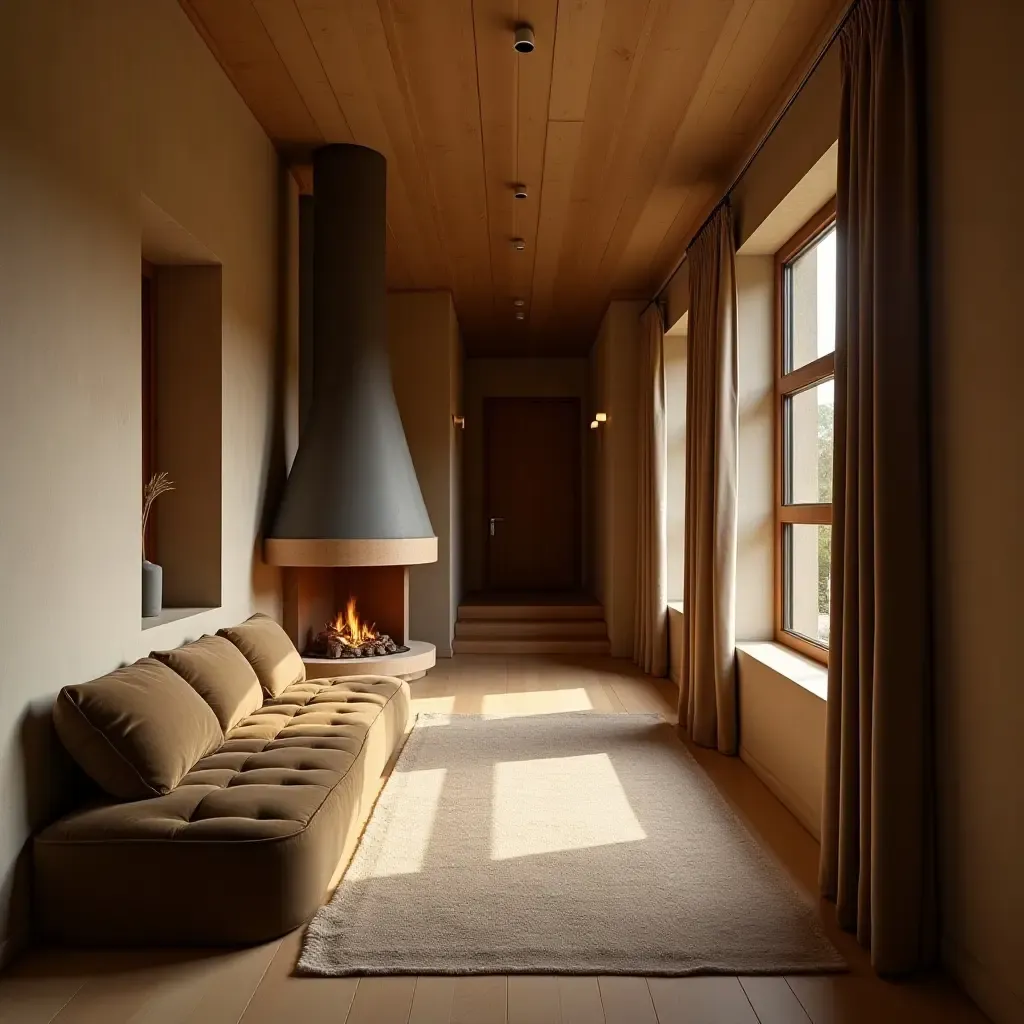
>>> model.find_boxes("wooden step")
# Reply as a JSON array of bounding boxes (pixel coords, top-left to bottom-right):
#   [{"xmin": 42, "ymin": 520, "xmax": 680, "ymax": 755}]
[
  {"xmin": 454, "ymin": 618, "xmax": 608, "ymax": 639},
  {"xmin": 457, "ymin": 602, "xmax": 603, "ymax": 622},
  {"xmin": 452, "ymin": 638, "xmax": 611, "ymax": 656}
]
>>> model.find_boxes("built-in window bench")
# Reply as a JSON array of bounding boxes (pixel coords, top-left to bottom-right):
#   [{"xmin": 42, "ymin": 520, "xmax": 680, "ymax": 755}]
[
  {"xmin": 667, "ymin": 601, "xmax": 685, "ymax": 688},
  {"xmin": 736, "ymin": 642, "xmax": 827, "ymax": 841},
  {"xmin": 667, "ymin": 604, "xmax": 826, "ymax": 842}
]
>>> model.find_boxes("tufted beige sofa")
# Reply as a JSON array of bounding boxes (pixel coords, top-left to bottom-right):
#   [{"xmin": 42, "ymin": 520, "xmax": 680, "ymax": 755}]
[{"xmin": 34, "ymin": 614, "xmax": 410, "ymax": 945}]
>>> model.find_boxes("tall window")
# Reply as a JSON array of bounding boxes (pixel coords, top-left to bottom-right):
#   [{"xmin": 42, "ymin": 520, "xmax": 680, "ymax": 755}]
[{"xmin": 775, "ymin": 203, "xmax": 836, "ymax": 663}]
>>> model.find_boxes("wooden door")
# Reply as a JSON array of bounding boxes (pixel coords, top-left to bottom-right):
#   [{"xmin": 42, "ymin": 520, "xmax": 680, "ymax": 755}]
[{"xmin": 484, "ymin": 397, "xmax": 581, "ymax": 591}]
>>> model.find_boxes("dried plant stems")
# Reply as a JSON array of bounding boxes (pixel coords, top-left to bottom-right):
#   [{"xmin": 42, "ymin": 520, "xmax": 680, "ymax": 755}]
[{"xmin": 142, "ymin": 471, "xmax": 174, "ymax": 560}]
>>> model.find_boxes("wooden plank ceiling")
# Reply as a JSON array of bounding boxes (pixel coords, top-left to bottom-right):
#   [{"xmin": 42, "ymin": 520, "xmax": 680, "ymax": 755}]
[{"xmin": 181, "ymin": 0, "xmax": 842, "ymax": 355}]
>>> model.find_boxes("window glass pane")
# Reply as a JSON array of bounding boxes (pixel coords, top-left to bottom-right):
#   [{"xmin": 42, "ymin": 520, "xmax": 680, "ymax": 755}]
[
  {"xmin": 785, "ymin": 227, "xmax": 836, "ymax": 372},
  {"xmin": 784, "ymin": 379, "xmax": 834, "ymax": 504},
  {"xmin": 784, "ymin": 524, "xmax": 831, "ymax": 645}
]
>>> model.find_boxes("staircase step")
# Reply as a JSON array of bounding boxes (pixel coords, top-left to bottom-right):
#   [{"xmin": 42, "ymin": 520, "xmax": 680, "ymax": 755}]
[
  {"xmin": 452, "ymin": 638, "xmax": 611, "ymax": 656},
  {"xmin": 457, "ymin": 602, "xmax": 603, "ymax": 622},
  {"xmin": 455, "ymin": 619, "xmax": 608, "ymax": 639}
]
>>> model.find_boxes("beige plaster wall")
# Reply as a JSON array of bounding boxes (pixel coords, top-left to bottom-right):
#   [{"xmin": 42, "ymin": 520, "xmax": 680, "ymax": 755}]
[
  {"xmin": 741, "ymin": 142, "xmax": 837, "ymax": 257},
  {"xmin": 660, "ymin": 43, "xmax": 840, "ymax": 321},
  {"xmin": 0, "ymin": 0, "xmax": 282, "ymax": 960},
  {"xmin": 154, "ymin": 265, "xmax": 224, "ymax": 609},
  {"xmin": 590, "ymin": 301, "xmax": 642, "ymax": 656},
  {"xmin": 928, "ymin": 3, "xmax": 1024, "ymax": 1021},
  {"xmin": 665, "ymin": 333, "xmax": 687, "ymax": 603},
  {"xmin": 388, "ymin": 292, "xmax": 461, "ymax": 656},
  {"xmin": 731, "ymin": 45, "xmax": 840, "ymax": 249},
  {"xmin": 734, "ymin": 256, "xmax": 775, "ymax": 642},
  {"xmin": 664, "ymin": 263, "xmax": 690, "ymax": 342},
  {"xmin": 462, "ymin": 358, "xmax": 591, "ymax": 595},
  {"xmin": 450, "ymin": 329, "xmax": 464, "ymax": 632}
]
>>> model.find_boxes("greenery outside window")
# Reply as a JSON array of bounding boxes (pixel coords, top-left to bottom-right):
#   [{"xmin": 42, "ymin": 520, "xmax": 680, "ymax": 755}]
[{"xmin": 775, "ymin": 201, "xmax": 836, "ymax": 664}]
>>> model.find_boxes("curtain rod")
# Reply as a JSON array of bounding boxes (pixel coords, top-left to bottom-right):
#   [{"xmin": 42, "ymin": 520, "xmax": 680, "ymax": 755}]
[{"xmin": 639, "ymin": 0, "xmax": 858, "ymax": 322}]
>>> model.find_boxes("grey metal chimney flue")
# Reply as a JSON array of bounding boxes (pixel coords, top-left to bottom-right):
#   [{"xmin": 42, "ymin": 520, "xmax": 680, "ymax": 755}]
[{"xmin": 265, "ymin": 144, "xmax": 436, "ymax": 567}]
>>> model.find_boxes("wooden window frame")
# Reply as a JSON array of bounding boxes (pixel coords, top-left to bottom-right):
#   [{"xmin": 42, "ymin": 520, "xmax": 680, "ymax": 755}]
[{"xmin": 774, "ymin": 200, "xmax": 836, "ymax": 665}]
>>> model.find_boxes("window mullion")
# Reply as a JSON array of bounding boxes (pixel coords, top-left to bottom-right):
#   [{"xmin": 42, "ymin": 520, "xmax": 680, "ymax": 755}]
[
  {"xmin": 780, "ymin": 353, "xmax": 835, "ymax": 396},
  {"xmin": 778, "ymin": 503, "xmax": 832, "ymax": 525}
]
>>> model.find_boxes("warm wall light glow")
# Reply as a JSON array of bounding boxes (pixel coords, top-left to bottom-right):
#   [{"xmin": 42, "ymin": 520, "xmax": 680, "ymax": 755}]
[
  {"xmin": 490, "ymin": 753, "xmax": 645, "ymax": 861},
  {"xmin": 348, "ymin": 768, "xmax": 447, "ymax": 878},
  {"xmin": 595, "ymin": 412, "xmax": 607, "ymax": 422},
  {"xmin": 590, "ymin": 420, "xmax": 599, "ymax": 429}
]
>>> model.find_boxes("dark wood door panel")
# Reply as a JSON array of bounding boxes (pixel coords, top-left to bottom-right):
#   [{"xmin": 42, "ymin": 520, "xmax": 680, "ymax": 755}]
[{"xmin": 484, "ymin": 397, "xmax": 581, "ymax": 591}]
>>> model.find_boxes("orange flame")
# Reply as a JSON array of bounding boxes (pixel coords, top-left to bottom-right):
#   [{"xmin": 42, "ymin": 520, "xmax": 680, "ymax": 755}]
[{"xmin": 333, "ymin": 597, "xmax": 379, "ymax": 647}]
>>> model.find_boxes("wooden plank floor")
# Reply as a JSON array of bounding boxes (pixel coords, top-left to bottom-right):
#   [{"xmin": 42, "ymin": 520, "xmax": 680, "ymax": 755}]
[{"xmin": 0, "ymin": 655, "xmax": 987, "ymax": 1024}]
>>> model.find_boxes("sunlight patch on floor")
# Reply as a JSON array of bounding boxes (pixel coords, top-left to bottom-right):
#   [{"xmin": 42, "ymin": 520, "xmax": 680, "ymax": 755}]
[
  {"xmin": 410, "ymin": 695, "xmax": 457, "ymax": 715},
  {"xmin": 490, "ymin": 753, "xmax": 645, "ymax": 861},
  {"xmin": 351, "ymin": 768, "xmax": 447, "ymax": 879},
  {"xmin": 482, "ymin": 687, "xmax": 594, "ymax": 716}
]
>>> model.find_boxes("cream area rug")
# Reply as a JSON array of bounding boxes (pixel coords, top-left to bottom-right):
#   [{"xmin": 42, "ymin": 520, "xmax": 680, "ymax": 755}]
[{"xmin": 299, "ymin": 713, "xmax": 844, "ymax": 976}]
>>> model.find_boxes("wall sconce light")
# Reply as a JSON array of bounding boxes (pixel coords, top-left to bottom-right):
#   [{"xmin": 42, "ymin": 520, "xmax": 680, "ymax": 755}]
[
  {"xmin": 590, "ymin": 420, "xmax": 599, "ymax": 430},
  {"xmin": 452, "ymin": 415, "xmax": 465, "ymax": 429},
  {"xmin": 595, "ymin": 412, "xmax": 607, "ymax": 422}
]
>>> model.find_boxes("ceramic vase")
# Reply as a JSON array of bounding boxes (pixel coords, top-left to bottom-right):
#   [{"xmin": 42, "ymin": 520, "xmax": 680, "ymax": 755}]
[{"xmin": 142, "ymin": 560, "xmax": 163, "ymax": 618}]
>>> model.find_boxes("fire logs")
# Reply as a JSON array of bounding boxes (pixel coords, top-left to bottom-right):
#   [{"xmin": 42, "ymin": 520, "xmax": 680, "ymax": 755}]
[
  {"xmin": 307, "ymin": 598, "xmax": 409, "ymax": 659},
  {"xmin": 308, "ymin": 625, "xmax": 407, "ymax": 659}
]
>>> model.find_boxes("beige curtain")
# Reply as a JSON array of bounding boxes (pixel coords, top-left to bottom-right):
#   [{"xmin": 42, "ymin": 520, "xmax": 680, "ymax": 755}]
[
  {"xmin": 679, "ymin": 204, "xmax": 738, "ymax": 754},
  {"xmin": 634, "ymin": 305, "xmax": 668, "ymax": 677},
  {"xmin": 820, "ymin": 0, "xmax": 936, "ymax": 975}
]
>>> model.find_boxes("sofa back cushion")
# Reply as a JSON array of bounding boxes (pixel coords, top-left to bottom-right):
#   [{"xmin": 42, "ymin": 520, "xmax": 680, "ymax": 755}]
[
  {"xmin": 152, "ymin": 635, "xmax": 263, "ymax": 731},
  {"xmin": 217, "ymin": 613, "xmax": 305, "ymax": 698},
  {"xmin": 54, "ymin": 658, "xmax": 223, "ymax": 801}
]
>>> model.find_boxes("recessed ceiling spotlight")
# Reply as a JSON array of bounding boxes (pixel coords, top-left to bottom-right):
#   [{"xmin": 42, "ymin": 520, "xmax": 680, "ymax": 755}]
[
  {"xmin": 513, "ymin": 298, "xmax": 526, "ymax": 307},
  {"xmin": 513, "ymin": 24, "xmax": 535, "ymax": 53},
  {"xmin": 513, "ymin": 184, "xmax": 528, "ymax": 200},
  {"xmin": 512, "ymin": 237, "xmax": 526, "ymax": 250}
]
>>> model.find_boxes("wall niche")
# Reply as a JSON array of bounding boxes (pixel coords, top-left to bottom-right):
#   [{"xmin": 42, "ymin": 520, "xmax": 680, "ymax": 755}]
[{"xmin": 141, "ymin": 196, "xmax": 223, "ymax": 624}]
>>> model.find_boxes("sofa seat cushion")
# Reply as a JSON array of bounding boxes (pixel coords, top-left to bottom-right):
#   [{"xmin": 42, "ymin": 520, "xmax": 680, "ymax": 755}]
[
  {"xmin": 152, "ymin": 635, "xmax": 264, "ymax": 732},
  {"xmin": 53, "ymin": 658, "xmax": 223, "ymax": 801},
  {"xmin": 34, "ymin": 675, "xmax": 410, "ymax": 945},
  {"xmin": 217, "ymin": 613, "xmax": 305, "ymax": 697}
]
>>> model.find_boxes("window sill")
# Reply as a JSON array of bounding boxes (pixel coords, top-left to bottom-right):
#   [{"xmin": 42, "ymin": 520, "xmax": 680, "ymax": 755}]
[
  {"xmin": 735, "ymin": 641, "xmax": 827, "ymax": 701},
  {"xmin": 142, "ymin": 607, "xmax": 217, "ymax": 631}
]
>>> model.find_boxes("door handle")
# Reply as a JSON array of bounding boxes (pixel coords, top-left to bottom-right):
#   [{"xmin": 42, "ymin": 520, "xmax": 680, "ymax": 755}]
[{"xmin": 489, "ymin": 517, "xmax": 504, "ymax": 537}]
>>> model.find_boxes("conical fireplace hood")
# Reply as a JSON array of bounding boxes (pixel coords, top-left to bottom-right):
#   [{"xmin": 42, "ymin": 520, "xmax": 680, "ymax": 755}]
[{"xmin": 265, "ymin": 144, "xmax": 436, "ymax": 567}]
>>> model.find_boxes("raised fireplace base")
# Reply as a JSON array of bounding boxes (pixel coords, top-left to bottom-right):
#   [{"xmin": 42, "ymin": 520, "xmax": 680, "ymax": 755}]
[{"xmin": 302, "ymin": 639, "xmax": 436, "ymax": 682}]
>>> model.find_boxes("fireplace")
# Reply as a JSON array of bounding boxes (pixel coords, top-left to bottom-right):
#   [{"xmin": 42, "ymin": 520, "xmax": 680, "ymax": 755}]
[
  {"xmin": 281, "ymin": 565, "xmax": 434, "ymax": 680},
  {"xmin": 311, "ymin": 598, "xmax": 408, "ymax": 659},
  {"xmin": 264, "ymin": 143, "xmax": 437, "ymax": 682}
]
